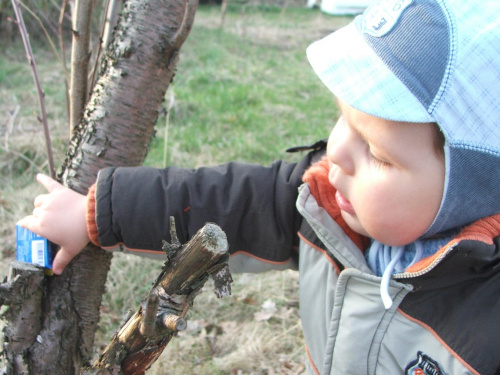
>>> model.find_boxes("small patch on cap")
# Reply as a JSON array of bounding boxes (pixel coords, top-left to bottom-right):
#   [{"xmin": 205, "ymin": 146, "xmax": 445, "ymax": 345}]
[{"xmin": 362, "ymin": 0, "xmax": 413, "ymax": 37}]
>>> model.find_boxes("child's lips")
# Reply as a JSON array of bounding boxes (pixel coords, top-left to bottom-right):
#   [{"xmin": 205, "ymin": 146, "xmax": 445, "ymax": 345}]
[{"xmin": 335, "ymin": 190, "xmax": 355, "ymax": 215}]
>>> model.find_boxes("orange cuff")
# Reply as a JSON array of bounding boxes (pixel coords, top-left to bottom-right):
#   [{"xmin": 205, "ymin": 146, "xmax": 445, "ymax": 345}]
[{"xmin": 86, "ymin": 183, "xmax": 101, "ymax": 247}]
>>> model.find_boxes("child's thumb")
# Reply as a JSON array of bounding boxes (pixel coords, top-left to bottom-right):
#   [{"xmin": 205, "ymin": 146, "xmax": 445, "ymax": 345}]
[{"xmin": 52, "ymin": 247, "xmax": 76, "ymax": 275}]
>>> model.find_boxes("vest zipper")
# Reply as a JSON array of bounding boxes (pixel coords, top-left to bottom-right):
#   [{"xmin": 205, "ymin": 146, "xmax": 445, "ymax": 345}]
[{"xmin": 393, "ymin": 243, "xmax": 457, "ymax": 279}]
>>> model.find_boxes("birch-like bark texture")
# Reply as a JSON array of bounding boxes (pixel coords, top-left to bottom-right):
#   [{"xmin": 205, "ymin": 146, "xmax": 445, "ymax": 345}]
[
  {"xmin": 61, "ymin": 0, "xmax": 198, "ymax": 189},
  {"xmin": 0, "ymin": 0, "xmax": 198, "ymax": 373}
]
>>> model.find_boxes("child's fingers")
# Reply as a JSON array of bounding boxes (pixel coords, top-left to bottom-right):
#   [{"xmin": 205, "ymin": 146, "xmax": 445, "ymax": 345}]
[
  {"xmin": 36, "ymin": 173, "xmax": 64, "ymax": 193},
  {"xmin": 32, "ymin": 207, "xmax": 42, "ymax": 217},
  {"xmin": 17, "ymin": 215, "xmax": 40, "ymax": 234},
  {"xmin": 52, "ymin": 248, "xmax": 75, "ymax": 275},
  {"xmin": 33, "ymin": 194, "xmax": 47, "ymax": 207}
]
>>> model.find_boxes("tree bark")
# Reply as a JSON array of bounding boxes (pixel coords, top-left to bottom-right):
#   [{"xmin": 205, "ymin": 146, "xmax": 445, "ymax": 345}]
[
  {"xmin": 0, "ymin": 262, "xmax": 45, "ymax": 374},
  {"xmin": 0, "ymin": 0, "xmax": 198, "ymax": 373}
]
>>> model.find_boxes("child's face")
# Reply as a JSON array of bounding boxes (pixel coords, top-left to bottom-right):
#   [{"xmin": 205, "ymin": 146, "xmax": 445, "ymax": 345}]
[{"xmin": 327, "ymin": 99, "xmax": 445, "ymax": 246}]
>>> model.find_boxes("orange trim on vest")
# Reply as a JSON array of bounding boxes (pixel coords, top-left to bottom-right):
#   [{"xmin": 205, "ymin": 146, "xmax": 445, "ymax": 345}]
[
  {"xmin": 298, "ymin": 232, "xmax": 341, "ymax": 274},
  {"xmin": 100, "ymin": 244, "xmax": 162, "ymax": 254},
  {"xmin": 304, "ymin": 345, "xmax": 321, "ymax": 375},
  {"xmin": 406, "ymin": 213, "xmax": 500, "ymax": 273},
  {"xmin": 229, "ymin": 250, "xmax": 292, "ymax": 265}
]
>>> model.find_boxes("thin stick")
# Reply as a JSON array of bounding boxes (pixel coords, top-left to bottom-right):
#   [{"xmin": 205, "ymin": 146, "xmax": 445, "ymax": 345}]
[
  {"xmin": 163, "ymin": 91, "xmax": 175, "ymax": 168},
  {"xmin": 18, "ymin": 0, "xmax": 65, "ymax": 68},
  {"xmin": 69, "ymin": 0, "xmax": 93, "ymax": 134},
  {"xmin": 11, "ymin": 0, "xmax": 56, "ymax": 179},
  {"xmin": 58, "ymin": 0, "xmax": 71, "ymax": 124},
  {"xmin": 88, "ymin": 0, "xmax": 110, "ymax": 93}
]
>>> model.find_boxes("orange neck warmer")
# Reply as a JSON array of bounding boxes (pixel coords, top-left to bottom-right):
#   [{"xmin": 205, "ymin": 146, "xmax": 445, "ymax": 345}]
[{"xmin": 302, "ymin": 156, "xmax": 369, "ymax": 252}]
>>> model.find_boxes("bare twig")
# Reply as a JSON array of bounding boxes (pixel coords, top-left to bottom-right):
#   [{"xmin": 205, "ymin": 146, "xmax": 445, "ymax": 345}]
[
  {"xmin": 163, "ymin": 90, "xmax": 175, "ymax": 168},
  {"xmin": 11, "ymin": 0, "xmax": 56, "ymax": 178},
  {"xmin": 87, "ymin": 0, "xmax": 108, "ymax": 93},
  {"xmin": 89, "ymin": 0, "xmax": 121, "ymax": 92},
  {"xmin": 101, "ymin": 0, "xmax": 121, "ymax": 50},
  {"xmin": 4, "ymin": 105, "xmax": 20, "ymax": 151},
  {"xmin": 58, "ymin": 0, "xmax": 71, "ymax": 122},
  {"xmin": 69, "ymin": 0, "xmax": 93, "ymax": 134},
  {"xmin": 18, "ymin": 0, "xmax": 66, "ymax": 71}
]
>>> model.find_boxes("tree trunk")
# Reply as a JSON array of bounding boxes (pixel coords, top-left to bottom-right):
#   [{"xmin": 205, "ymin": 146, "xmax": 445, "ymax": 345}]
[{"xmin": 0, "ymin": 0, "xmax": 198, "ymax": 373}]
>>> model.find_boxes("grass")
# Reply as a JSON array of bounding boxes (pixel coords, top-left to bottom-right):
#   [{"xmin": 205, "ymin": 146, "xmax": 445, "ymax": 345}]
[{"xmin": 0, "ymin": 4, "xmax": 351, "ymax": 374}]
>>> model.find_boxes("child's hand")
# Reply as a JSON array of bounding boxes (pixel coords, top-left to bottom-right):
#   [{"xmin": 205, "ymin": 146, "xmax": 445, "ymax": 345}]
[{"xmin": 17, "ymin": 174, "xmax": 90, "ymax": 275}]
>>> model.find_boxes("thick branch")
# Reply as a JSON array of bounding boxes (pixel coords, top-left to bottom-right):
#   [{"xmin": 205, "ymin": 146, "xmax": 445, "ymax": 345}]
[
  {"xmin": 60, "ymin": 0, "xmax": 200, "ymax": 192},
  {"xmin": 102, "ymin": 0, "xmax": 121, "ymax": 50},
  {"xmin": 85, "ymin": 222, "xmax": 231, "ymax": 375}
]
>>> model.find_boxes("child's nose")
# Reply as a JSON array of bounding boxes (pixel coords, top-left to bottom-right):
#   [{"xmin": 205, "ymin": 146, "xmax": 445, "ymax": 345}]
[{"xmin": 327, "ymin": 120, "xmax": 355, "ymax": 176}]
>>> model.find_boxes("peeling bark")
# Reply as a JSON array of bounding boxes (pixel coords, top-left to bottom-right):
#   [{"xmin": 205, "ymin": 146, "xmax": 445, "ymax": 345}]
[{"xmin": 61, "ymin": 0, "xmax": 198, "ymax": 187}]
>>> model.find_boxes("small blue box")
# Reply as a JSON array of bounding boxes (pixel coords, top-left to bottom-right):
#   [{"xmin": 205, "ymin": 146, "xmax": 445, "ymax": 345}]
[{"xmin": 16, "ymin": 225, "xmax": 54, "ymax": 269}]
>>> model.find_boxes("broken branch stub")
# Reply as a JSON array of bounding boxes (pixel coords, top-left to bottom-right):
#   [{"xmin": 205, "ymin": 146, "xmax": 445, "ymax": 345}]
[{"xmin": 86, "ymin": 221, "xmax": 231, "ymax": 375}]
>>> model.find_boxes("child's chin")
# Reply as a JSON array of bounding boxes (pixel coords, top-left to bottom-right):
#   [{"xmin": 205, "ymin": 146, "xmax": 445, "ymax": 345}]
[{"xmin": 341, "ymin": 212, "xmax": 369, "ymax": 237}]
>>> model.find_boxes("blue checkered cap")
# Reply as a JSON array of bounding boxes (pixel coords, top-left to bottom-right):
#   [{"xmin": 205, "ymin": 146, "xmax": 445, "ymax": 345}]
[{"xmin": 307, "ymin": 0, "xmax": 500, "ymax": 236}]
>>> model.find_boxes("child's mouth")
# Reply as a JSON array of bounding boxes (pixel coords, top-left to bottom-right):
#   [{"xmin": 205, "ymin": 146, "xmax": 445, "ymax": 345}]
[{"xmin": 335, "ymin": 190, "xmax": 355, "ymax": 215}]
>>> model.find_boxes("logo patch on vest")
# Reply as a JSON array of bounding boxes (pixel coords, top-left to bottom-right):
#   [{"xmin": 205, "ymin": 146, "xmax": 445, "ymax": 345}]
[
  {"xmin": 362, "ymin": 0, "xmax": 413, "ymax": 37},
  {"xmin": 405, "ymin": 351, "xmax": 447, "ymax": 375}
]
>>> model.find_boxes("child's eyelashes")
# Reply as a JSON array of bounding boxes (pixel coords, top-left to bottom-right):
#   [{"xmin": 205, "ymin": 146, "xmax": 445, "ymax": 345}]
[
  {"xmin": 340, "ymin": 115, "xmax": 393, "ymax": 169},
  {"xmin": 367, "ymin": 148, "xmax": 391, "ymax": 169}
]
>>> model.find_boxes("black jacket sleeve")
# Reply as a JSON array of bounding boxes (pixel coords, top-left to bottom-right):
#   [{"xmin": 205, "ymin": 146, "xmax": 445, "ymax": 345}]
[{"xmin": 94, "ymin": 142, "xmax": 326, "ymax": 263}]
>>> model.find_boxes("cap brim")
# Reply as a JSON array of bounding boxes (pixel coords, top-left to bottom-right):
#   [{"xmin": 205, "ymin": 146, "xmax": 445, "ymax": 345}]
[{"xmin": 307, "ymin": 21, "xmax": 434, "ymax": 123}]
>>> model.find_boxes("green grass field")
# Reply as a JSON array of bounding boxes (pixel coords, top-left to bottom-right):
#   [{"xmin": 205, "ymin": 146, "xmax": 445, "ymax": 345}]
[{"xmin": 0, "ymin": 4, "xmax": 351, "ymax": 373}]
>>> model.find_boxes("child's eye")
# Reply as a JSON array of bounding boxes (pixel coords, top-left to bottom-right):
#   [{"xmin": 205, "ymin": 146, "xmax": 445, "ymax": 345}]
[
  {"xmin": 367, "ymin": 148, "xmax": 391, "ymax": 168},
  {"xmin": 358, "ymin": 131, "xmax": 392, "ymax": 169}
]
